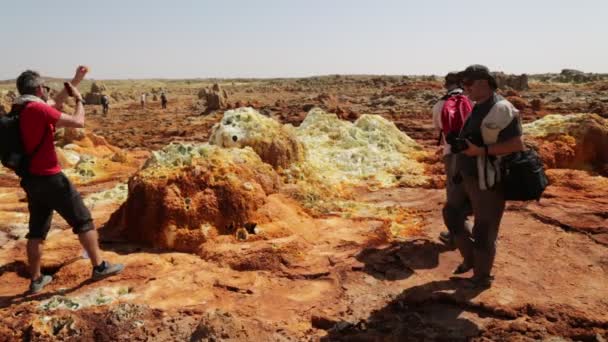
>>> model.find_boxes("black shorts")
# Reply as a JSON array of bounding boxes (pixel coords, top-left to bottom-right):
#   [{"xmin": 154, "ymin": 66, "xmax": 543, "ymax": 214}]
[{"xmin": 20, "ymin": 172, "xmax": 94, "ymax": 240}]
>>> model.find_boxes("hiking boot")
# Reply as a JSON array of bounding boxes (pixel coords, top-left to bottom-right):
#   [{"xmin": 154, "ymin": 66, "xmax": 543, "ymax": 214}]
[
  {"xmin": 439, "ymin": 231, "xmax": 453, "ymax": 245},
  {"xmin": 453, "ymin": 262, "xmax": 473, "ymax": 275},
  {"xmin": 92, "ymin": 261, "xmax": 124, "ymax": 281},
  {"xmin": 462, "ymin": 275, "xmax": 494, "ymax": 289},
  {"xmin": 29, "ymin": 275, "xmax": 53, "ymax": 294}
]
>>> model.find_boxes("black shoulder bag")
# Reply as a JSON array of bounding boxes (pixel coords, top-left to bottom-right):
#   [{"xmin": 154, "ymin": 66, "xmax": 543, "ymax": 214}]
[{"xmin": 500, "ymin": 148, "xmax": 549, "ymax": 201}]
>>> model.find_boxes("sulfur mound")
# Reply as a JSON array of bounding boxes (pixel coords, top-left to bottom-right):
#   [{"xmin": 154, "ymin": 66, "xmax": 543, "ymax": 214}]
[
  {"xmin": 54, "ymin": 130, "xmax": 139, "ymax": 184},
  {"xmin": 102, "ymin": 143, "xmax": 281, "ymax": 253},
  {"xmin": 524, "ymin": 113, "xmax": 608, "ymax": 175},
  {"xmin": 293, "ymin": 108, "xmax": 427, "ymax": 188},
  {"xmin": 209, "ymin": 107, "xmax": 305, "ymax": 169}
]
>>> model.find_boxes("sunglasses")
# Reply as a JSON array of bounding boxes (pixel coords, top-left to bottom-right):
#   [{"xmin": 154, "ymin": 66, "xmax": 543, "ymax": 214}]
[
  {"xmin": 462, "ymin": 79, "xmax": 476, "ymax": 87},
  {"xmin": 41, "ymin": 85, "xmax": 51, "ymax": 92},
  {"xmin": 463, "ymin": 75, "xmax": 492, "ymax": 87}
]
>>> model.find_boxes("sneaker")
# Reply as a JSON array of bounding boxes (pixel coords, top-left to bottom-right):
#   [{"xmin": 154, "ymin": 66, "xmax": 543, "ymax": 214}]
[
  {"xmin": 92, "ymin": 261, "xmax": 124, "ymax": 281},
  {"xmin": 439, "ymin": 231, "xmax": 452, "ymax": 245},
  {"xmin": 29, "ymin": 275, "xmax": 53, "ymax": 294}
]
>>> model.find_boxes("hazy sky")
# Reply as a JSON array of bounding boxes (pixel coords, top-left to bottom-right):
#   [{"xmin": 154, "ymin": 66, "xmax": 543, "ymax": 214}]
[{"xmin": 2, "ymin": 0, "xmax": 607, "ymax": 79}]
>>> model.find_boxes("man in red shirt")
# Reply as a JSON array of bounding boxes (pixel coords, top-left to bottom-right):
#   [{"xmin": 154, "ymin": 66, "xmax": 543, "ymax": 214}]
[{"xmin": 16, "ymin": 67, "xmax": 124, "ymax": 294}]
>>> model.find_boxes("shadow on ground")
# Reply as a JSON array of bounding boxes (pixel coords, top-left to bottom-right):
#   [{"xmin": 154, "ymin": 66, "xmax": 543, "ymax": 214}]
[
  {"xmin": 356, "ymin": 239, "xmax": 451, "ymax": 281},
  {"xmin": 321, "ymin": 278, "xmax": 487, "ymax": 341}
]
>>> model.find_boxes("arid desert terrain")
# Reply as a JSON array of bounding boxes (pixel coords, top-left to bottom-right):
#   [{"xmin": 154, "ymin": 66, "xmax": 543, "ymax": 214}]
[{"xmin": 0, "ymin": 70, "xmax": 607, "ymax": 341}]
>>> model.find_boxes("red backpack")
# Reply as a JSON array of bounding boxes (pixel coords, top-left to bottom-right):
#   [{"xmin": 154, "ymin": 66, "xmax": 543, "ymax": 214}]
[{"xmin": 440, "ymin": 93, "xmax": 472, "ymax": 136}]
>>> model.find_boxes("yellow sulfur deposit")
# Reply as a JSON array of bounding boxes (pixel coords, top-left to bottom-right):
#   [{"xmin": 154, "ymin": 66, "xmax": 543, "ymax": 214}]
[
  {"xmin": 524, "ymin": 113, "xmax": 608, "ymax": 138},
  {"xmin": 524, "ymin": 113, "xmax": 608, "ymax": 173},
  {"xmin": 294, "ymin": 108, "xmax": 427, "ymax": 188},
  {"xmin": 210, "ymin": 107, "xmax": 428, "ymax": 189},
  {"xmin": 209, "ymin": 107, "xmax": 304, "ymax": 169}
]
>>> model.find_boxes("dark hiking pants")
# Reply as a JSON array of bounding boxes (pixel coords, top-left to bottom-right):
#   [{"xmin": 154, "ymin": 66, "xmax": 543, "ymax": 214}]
[
  {"xmin": 20, "ymin": 172, "xmax": 94, "ymax": 240},
  {"xmin": 442, "ymin": 159, "xmax": 505, "ymax": 278},
  {"xmin": 442, "ymin": 154, "xmax": 473, "ymax": 231}
]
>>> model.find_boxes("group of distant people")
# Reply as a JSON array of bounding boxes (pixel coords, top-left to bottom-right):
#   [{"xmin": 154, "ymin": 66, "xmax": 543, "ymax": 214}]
[
  {"xmin": 5, "ymin": 63, "xmax": 523, "ymax": 295},
  {"xmin": 139, "ymin": 91, "xmax": 168, "ymax": 110},
  {"xmin": 97, "ymin": 91, "xmax": 169, "ymax": 116}
]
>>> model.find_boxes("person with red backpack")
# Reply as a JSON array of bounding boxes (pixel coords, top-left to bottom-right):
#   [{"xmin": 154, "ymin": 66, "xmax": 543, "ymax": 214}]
[
  {"xmin": 12, "ymin": 67, "xmax": 124, "ymax": 294},
  {"xmin": 432, "ymin": 72, "xmax": 473, "ymax": 246}
]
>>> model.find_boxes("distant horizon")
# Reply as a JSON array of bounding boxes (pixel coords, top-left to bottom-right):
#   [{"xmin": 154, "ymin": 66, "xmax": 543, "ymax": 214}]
[
  {"xmin": 2, "ymin": 0, "xmax": 607, "ymax": 79},
  {"xmin": 2, "ymin": 69, "xmax": 606, "ymax": 84}
]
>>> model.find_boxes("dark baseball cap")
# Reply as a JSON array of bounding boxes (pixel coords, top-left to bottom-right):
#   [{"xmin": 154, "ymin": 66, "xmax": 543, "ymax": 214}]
[{"xmin": 460, "ymin": 64, "xmax": 497, "ymax": 89}]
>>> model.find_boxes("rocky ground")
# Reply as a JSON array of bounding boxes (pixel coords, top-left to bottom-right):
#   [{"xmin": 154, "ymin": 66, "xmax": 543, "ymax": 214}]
[{"xmin": 0, "ymin": 74, "xmax": 607, "ymax": 341}]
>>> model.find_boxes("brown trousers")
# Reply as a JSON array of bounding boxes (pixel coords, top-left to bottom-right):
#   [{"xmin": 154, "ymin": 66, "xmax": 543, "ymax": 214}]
[{"xmin": 442, "ymin": 154, "xmax": 506, "ymax": 278}]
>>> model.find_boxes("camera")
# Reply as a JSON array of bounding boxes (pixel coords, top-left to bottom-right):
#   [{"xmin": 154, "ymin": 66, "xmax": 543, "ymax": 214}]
[
  {"xmin": 446, "ymin": 132, "xmax": 468, "ymax": 153},
  {"xmin": 450, "ymin": 137, "xmax": 469, "ymax": 153},
  {"xmin": 64, "ymin": 82, "xmax": 74, "ymax": 96},
  {"xmin": 446, "ymin": 132, "xmax": 483, "ymax": 154}
]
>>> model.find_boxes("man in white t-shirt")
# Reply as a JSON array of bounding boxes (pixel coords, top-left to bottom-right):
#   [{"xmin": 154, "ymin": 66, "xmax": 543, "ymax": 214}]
[
  {"xmin": 140, "ymin": 93, "xmax": 146, "ymax": 109},
  {"xmin": 432, "ymin": 72, "xmax": 472, "ymax": 246},
  {"xmin": 432, "ymin": 73, "xmax": 465, "ymax": 155}
]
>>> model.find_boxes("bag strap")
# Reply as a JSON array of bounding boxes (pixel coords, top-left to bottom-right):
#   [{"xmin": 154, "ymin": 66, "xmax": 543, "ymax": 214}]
[
  {"xmin": 28, "ymin": 125, "xmax": 49, "ymax": 159},
  {"xmin": 484, "ymin": 146, "xmax": 496, "ymax": 191},
  {"xmin": 481, "ymin": 94, "xmax": 501, "ymax": 191}
]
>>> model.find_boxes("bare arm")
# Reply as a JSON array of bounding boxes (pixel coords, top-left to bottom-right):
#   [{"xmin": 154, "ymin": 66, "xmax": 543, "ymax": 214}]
[
  {"xmin": 52, "ymin": 66, "xmax": 88, "ymax": 110},
  {"xmin": 56, "ymin": 101, "xmax": 85, "ymax": 128},
  {"xmin": 487, "ymin": 135, "xmax": 525, "ymax": 156},
  {"xmin": 463, "ymin": 135, "xmax": 525, "ymax": 157},
  {"xmin": 56, "ymin": 84, "xmax": 85, "ymax": 128},
  {"xmin": 431, "ymin": 101, "xmax": 443, "ymax": 132}
]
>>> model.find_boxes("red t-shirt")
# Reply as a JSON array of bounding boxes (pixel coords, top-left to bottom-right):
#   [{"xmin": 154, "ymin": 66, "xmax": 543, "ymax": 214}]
[{"xmin": 19, "ymin": 102, "xmax": 62, "ymax": 175}]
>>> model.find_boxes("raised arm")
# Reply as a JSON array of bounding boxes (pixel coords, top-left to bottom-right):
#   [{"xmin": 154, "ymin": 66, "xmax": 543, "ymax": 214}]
[
  {"xmin": 52, "ymin": 66, "xmax": 88, "ymax": 110},
  {"xmin": 56, "ymin": 83, "xmax": 86, "ymax": 128}
]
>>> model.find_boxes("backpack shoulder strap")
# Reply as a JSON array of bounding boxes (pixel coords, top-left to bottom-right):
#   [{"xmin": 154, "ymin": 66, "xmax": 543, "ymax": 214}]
[{"xmin": 29, "ymin": 125, "xmax": 49, "ymax": 158}]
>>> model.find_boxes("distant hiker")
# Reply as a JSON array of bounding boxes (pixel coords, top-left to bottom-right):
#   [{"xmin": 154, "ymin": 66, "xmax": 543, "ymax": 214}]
[
  {"xmin": 443, "ymin": 65, "xmax": 524, "ymax": 288},
  {"xmin": 100, "ymin": 94, "xmax": 110, "ymax": 115},
  {"xmin": 433, "ymin": 72, "xmax": 473, "ymax": 247},
  {"xmin": 13, "ymin": 67, "xmax": 124, "ymax": 294},
  {"xmin": 140, "ymin": 93, "xmax": 146, "ymax": 109},
  {"xmin": 160, "ymin": 91, "xmax": 168, "ymax": 109}
]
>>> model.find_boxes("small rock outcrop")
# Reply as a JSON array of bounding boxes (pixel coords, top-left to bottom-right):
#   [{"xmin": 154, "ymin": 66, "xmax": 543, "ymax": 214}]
[
  {"xmin": 84, "ymin": 82, "xmax": 107, "ymax": 105},
  {"xmin": 557, "ymin": 69, "xmax": 602, "ymax": 83},
  {"xmin": 198, "ymin": 83, "xmax": 228, "ymax": 113},
  {"xmin": 533, "ymin": 69, "xmax": 606, "ymax": 83},
  {"xmin": 493, "ymin": 72, "xmax": 529, "ymax": 91}
]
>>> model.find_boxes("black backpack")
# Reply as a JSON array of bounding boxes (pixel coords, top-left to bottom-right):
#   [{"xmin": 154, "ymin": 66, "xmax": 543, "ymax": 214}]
[
  {"xmin": 0, "ymin": 102, "xmax": 46, "ymax": 178},
  {"xmin": 500, "ymin": 148, "xmax": 549, "ymax": 201}
]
